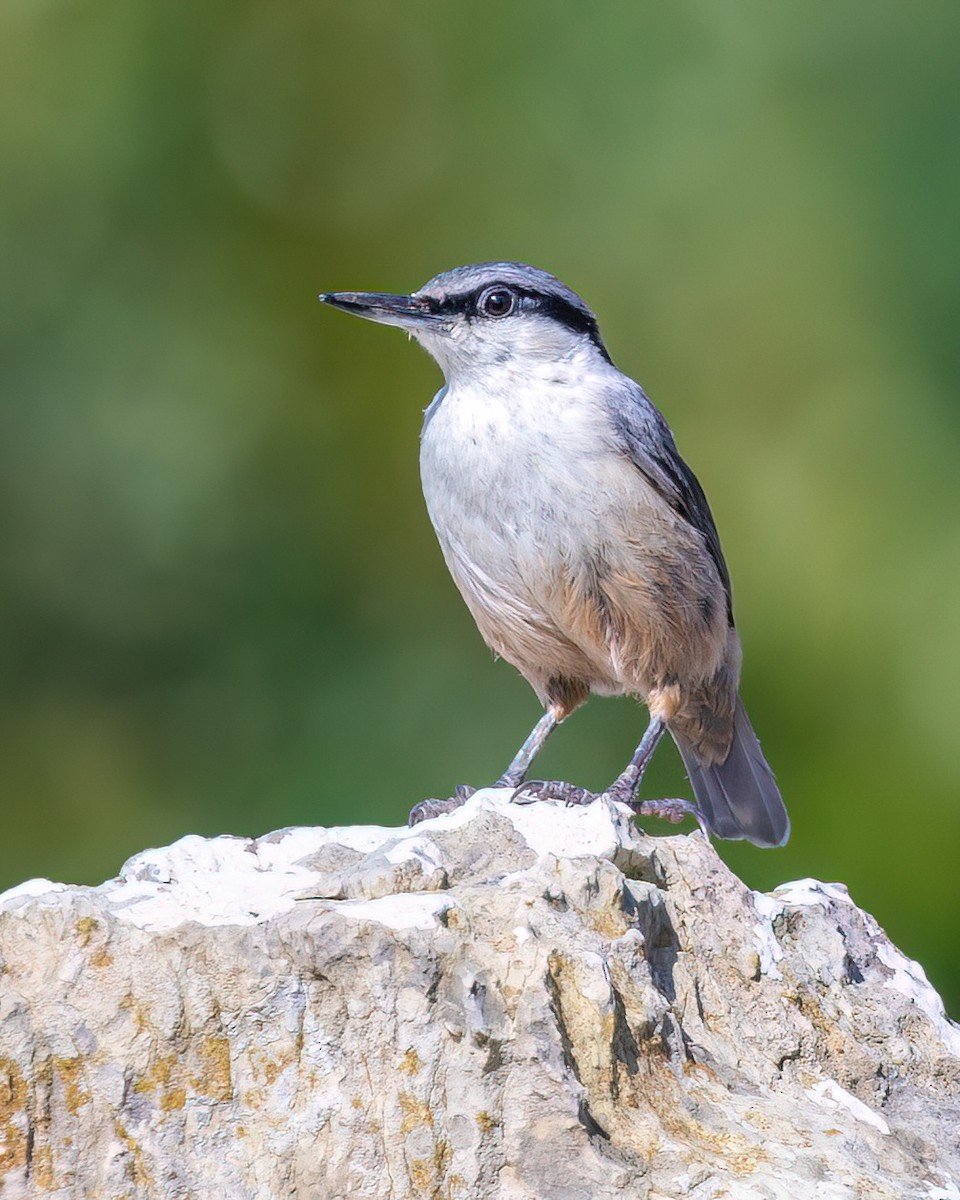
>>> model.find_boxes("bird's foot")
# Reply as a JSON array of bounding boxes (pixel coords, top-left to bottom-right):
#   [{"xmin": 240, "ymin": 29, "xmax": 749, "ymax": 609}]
[
  {"xmin": 510, "ymin": 780, "xmax": 598, "ymax": 807},
  {"xmin": 408, "ymin": 784, "xmax": 476, "ymax": 827},
  {"xmin": 630, "ymin": 797, "xmax": 701, "ymax": 826}
]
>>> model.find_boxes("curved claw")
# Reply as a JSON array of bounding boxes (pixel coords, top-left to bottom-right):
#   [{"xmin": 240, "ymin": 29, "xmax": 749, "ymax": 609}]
[
  {"xmin": 408, "ymin": 784, "xmax": 477, "ymax": 827},
  {"xmin": 510, "ymin": 780, "xmax": 598, "ymax": 808},
  {"xmin": 630, "ymin": 797, "xmax": 704, "ymax": 830},
  {"xmin": 635, "ymin": 798, "xmax": 695, "ymax": 824}
]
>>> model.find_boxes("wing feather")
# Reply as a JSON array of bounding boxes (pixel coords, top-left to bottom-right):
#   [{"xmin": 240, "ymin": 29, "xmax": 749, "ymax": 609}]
[{"xmin": 606, "ymin": 382, "xmax": 733, "ymax": 623}]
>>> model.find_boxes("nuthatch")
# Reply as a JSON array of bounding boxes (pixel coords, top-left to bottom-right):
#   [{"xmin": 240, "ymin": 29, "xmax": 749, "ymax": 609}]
[{"xmin": 320, "ymin": 262, "xmax": 788, "ymax": 848}]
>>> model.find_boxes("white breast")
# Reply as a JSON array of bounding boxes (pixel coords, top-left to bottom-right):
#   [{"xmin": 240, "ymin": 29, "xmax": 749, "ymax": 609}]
[
  {"xmin": 419, "ymin": 361, "xmax": 645, "ymax": 603},
  {"xmin": 417, "ymin": 354, "xmax": 729, "ymax": 704}
]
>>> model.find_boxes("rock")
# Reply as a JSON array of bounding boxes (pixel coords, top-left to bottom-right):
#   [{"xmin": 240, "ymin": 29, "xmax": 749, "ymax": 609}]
[{"xmin": 0, "ymin": 791, "xmax": 958, "ymax": 1199}]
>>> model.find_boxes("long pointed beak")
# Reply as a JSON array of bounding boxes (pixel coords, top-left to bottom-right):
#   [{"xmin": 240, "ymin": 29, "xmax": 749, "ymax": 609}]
[{"xmin": 318, "ymin": 290, "xmax": 441, "ymax": 330}]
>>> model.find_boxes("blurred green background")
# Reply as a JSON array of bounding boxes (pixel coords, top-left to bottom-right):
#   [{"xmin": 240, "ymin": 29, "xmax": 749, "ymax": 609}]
[{"xmin": 1, "ymin": 2, "xmax": 958, "ymax": 1012}]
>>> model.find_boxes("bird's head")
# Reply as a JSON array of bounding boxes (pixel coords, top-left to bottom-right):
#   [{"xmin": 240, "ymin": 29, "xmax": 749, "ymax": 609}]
[{"xmin": 320, "ymin": 262, "xmax": 611, "ymax": 383}]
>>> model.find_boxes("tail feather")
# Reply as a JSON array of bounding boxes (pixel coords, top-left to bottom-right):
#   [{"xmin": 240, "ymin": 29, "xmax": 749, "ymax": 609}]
[{"xmin": 673, "ymin": 697, "xmax": 789, "ymax": 848}]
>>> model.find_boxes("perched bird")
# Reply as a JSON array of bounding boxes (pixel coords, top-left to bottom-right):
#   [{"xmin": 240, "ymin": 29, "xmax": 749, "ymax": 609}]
[{"xmin": 319, "ymin": 263, "xmax": 789, "ymax": 847}]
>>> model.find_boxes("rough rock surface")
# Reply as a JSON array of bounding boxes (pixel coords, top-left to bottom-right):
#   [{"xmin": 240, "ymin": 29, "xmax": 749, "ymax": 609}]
[{"xmin": 0, "ymin": 791, "xmax": 958, "ymax": 1200}]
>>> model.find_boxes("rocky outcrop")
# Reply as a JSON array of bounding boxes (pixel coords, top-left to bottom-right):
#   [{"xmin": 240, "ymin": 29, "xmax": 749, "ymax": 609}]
[{"xmin": 0, "ymin": 791, "xmax": 958, "ymax": 1199}]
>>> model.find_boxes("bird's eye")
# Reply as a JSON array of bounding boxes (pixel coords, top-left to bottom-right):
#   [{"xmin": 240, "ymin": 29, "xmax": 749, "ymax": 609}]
[{"xmin": 478, "ymin": 286, "xmax": 516, "ymax": 318}]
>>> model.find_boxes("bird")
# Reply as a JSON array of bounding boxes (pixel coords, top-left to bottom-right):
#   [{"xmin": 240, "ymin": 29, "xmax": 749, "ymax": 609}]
[{"xmin": 319, "ymin": 262, "xmax": 789, "ymax": 848}]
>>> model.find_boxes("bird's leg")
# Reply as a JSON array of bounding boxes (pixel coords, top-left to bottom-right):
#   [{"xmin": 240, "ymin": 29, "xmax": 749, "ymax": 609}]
[
  {"xmin": 604, "ymin": 716, "xmax": 705, "ymax": 830},
  {"xmin": 603, "ymin": 716, "xmax": 666, "ymax": 804},
  {"xmin": 510, "ymin": 686, "xmax": 600, "ymax": 807},
  {"xmin": 409, "ymin": 708, "xmax": 561, "ymax": 826},
  {"xmin": 508, "ymin": 708, "xmax": 593, "ymax": 807},
  {"xmin": 494, "ymin": 708, "xmax": 559, "ymax": 787}
]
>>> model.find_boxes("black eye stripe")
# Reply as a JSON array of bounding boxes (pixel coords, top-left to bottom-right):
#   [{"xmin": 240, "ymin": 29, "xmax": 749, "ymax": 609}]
[
  {"xmin": 532, "ymin": 292, "xmax": 607, "ymax": 351},
  {"xmin": 423, "ymin": 286, "xmax": 610, "ymax": 359}
]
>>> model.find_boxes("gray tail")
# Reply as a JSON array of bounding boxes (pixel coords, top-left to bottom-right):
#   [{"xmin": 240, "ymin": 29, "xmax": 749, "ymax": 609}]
[{"xmin": 673, "ymin": 697, "xmax": 790, "ymax": 848}]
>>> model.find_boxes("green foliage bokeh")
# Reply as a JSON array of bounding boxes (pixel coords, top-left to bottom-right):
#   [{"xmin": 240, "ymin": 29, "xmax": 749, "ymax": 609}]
[{"xmin": 1, "ymin": 2, "xmax": 958, "ymax": 1012}]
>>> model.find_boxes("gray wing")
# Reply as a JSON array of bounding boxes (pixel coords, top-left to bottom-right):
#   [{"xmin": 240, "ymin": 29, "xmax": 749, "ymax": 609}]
[{"xmin": 606, "ymin": 380, "xmax": 733, "ymax": 624}]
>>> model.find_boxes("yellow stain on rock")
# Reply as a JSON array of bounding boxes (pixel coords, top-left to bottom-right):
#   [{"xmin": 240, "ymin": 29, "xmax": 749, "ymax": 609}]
[
  {"xmin": 408, "ymin": 1139, "xmax": 457, "ymax": 1198},
  {"xmin": 32, "ymin": 1144, "xmax": 54, "ymax": 1191},
  {"xmin": 119, "ymin": 992, "xmax": 152, "ymax": 1035},
  {"xmin": 409, "ymin": 1159, "xmax": 433, "ymax": 1190},
  {"xmin": 0, "ymin": 1056, "xmax": 28, "ymax": 1174},
  {"xmin": 247, "ymin": 1042, "xmax": 298, "ymax": 1092},
  {"xmin": 32, "ymin": 1056, "xmax": 92, "ymax": 1119},
  {"xmin": 194, "ymin": 1036, "xmax": 233, "ymax": 1102},
  {"xmin": 50, "ymin": 1057, "xmax": 91, "ymax": 1117},
  {"xmin": 134, "ymin": 1054, "xmax": 186, "ymax": 1111},
  {"xmin": 73, "ymin": 917, "xmax": 98, "ymax": 947},
  {"xmin": 1, "ymin": 1056, "xmax": 93, "ymax": 1187},
  {"xmin": 398, "ymin": 1047, "xmax": 423, "ymax": 1075},
  {"xmin": 160, "ymin": 1085, "xmax": 187, "ymax": 1112},
  {"xmin": 115, "ymin": 1121, "xmax": 153, "ymax": 1189},
  {"xmin": 134, "ymin": 1035, "xmax": 233, "ymax": 1111},
  {"xmin": 399, "ymin": 1091, "xmax": 434, "ymax": 1134},
  {"xmin": 263, "ymin": 1060, "xmax": 283, "ymax": 1086}
]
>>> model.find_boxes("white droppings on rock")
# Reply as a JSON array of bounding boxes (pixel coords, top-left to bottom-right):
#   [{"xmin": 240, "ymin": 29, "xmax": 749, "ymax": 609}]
[
  {"xmin": 806, "ymin": 1078, "xmax": 890, "ymax": 1135},
  {"xmin": 877, "ymin": 940, "xmax": 960, "ymax": 1058},
  {"xmin": 773, "ymin": 878, "xmax": 852, "ymax": 908},
  {"xmin": 383, "ymin": 835, "xmax": 445, "ymax": 870},
  {"xmin": 322, "ymin": 892, "xmax": 452, "ymax": 931},
  {"xmin": 0, "ymin": 877, "xmax": 68, "ymax": 909},
  {"xmin": 102, "ymin": 832, "xmax": 322, "ymax": 931},
  {"xmin": 318, "ymin": 823, "xmax": 403, "ymax": 854},
  {"xmin": 254, "ymin": 824, "xmax": 351, "ymax": 865},
  {"xmin": 489, "ymin": 788, "xmax": 632, "ymax": 859},
  {"xmin": 752, "ymin": 892, "xmax": 785, "ymax": 979},
  {"xmin": 752, "ymin": 878, "xmax": 860, "ymax": 981}
]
